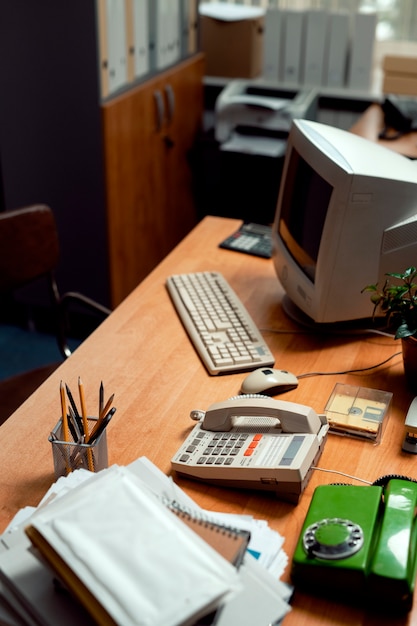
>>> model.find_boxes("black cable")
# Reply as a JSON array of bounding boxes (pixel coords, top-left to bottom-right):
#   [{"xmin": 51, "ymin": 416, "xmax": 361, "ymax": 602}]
[
  {"xmin": 296, "ymin": 350, "xmax": 403, "ymax": 380},
  {"xmin": 259, "ymin": 324, "xmax": 401, "ymax": 379},
  {"xmin": 260, "ymin": 325, "xmax": 396, "ymax": 339}
]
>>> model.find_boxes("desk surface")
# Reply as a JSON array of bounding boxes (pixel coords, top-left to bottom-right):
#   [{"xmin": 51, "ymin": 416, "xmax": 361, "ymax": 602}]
[
  {"xmin": 350, "ymin": 103, "xmax": 417, "ymax": 159},
  {"xmin": 3, "ymin": 216, "xmax": 417, "ymax": 626}
]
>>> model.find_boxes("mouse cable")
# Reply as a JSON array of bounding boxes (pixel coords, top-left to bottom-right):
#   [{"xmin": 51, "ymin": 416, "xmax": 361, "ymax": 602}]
[
  {"xmin": 260, "ymin": 326, "xmax": 395, "ymax": 338},
  {"xmin": 295, "ymin": 350, "xmax": 402, "ymax": 380}
]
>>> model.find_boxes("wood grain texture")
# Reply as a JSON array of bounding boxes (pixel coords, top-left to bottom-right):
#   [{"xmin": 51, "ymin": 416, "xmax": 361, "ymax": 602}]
[
  {"xmin": 2, "ymin": 216, "xmax": 417, "ymax": 625},
  {"xmin": 102, "ymin": 54, "xmax": 204, "ymax": 306}
]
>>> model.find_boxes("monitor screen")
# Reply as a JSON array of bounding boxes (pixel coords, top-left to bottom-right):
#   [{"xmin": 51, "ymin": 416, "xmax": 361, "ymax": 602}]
[
  {"xmin": 272, "ymin": 119, "xmax": 417, "ymax": 325},
  {"xmin": 278, "ymin": 149, "xmax": 333, "ymax": 283}
]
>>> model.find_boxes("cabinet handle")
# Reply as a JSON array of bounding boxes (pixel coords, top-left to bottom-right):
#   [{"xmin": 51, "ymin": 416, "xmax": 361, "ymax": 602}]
[
  {"xmin": 164, "ymin": 84, "xmax": 175, "ymax": 124},
  {"xmin": 153, "ymin": 90, "xmax": 165, "ymax": 132},
  {"xmin": 163, "ymin": 135, "xmax": 175, "ymax": 149}
]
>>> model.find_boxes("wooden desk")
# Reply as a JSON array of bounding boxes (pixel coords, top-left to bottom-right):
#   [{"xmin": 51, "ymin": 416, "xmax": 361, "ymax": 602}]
[
  {"xmin": 350, "ymin": 103, "xmax": 417, "ymax": 159},
  {"xmin": 3, "ymin": 216, "xmax": 417, "ymax": 626}
]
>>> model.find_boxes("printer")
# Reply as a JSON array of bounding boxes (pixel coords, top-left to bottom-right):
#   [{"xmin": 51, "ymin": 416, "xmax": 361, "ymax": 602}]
[
  {"xmin": 195, "ymin": 81, "xmax": 318, "ymax": 225},
  {"xmin": 215, "ymin": 80, "xmax": 318, "ymax": 143}
]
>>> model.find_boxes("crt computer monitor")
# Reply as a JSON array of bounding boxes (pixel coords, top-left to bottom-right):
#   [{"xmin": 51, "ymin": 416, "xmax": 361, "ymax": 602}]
[{"xmin": 272, "ymin": 119, "xmax": 417, "ymax": 325}]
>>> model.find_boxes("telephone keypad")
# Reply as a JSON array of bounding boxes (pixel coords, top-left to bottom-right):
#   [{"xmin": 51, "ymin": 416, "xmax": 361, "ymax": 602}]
[{"xmin": 179, "ymin": 431, "xmax": 264, "ymax": 466}]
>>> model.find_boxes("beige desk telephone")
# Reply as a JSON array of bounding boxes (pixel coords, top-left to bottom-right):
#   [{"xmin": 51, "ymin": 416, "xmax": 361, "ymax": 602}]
[{"xmin": 171, "ymin": 395, "xmax": 329, "ymax": 503}]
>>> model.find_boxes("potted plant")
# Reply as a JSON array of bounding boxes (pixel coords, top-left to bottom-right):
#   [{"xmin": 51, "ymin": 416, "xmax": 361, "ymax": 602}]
[{"xmin": 362, "ymin": 266, "xmax": 417, "ymax": 391}]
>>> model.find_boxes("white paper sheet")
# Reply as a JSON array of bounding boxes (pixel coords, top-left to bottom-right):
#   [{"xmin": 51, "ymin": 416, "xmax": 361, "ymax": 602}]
[
  {"xmin": 220, "ymin": 133, "xmax": 288, "ymax": 158},
  {"xmin": 199, "ymin": 3, "xmax": 264, "ymax": 22}
]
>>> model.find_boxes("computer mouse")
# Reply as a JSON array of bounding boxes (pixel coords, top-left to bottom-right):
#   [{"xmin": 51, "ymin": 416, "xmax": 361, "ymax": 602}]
[{"xmin": 240, "ymin": 367, "xmax": 299, "ymax": 396}]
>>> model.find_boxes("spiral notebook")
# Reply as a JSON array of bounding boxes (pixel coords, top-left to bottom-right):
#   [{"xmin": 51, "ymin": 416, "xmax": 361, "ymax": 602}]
[{"xmin": 167, "ymin": 501, "xmax": 251, "ymax": 567}]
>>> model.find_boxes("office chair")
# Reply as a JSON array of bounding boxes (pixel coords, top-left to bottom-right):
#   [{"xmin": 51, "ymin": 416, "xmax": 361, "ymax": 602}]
[{"xmin": 0, "ymin": 204, "xmax": 111, "ymax": 423}]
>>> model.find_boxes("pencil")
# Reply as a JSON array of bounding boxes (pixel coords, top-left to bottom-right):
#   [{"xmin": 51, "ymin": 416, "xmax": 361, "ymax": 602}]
[
  {"xmin": 87, "ymin": 407, "xmax": 116, "ymax": 444},
  {"xmin": 99, "ymin": 393, "xmax": 115, "ymax": 421},
  {"xmin": 60, "ymin": 381, "xmax": 70, "ymax": 443},
  {"xmin": 68, "ymin": 405, "xmax": 82, "ymax": 442},
  {"xmin": 89, "ymin": 399, "xmax": 112, "ymax": 442},
  {"xmin": 78, "ymin": 377, "xmax": 94, "ymax": 472},
  {"xmin": 78, "ymin": 377, "xmax": 89, "ymax": 440},
  {"xmin": 65, "ymin": 383, "xmax": 83, "ymax": 435},
  {"xmin": 99, "ymin": 381, "xmax": 104, "ymax": 418},
  {"xmin": 59, "ymin": 381, "xmax": 72, "ymax": 475}
]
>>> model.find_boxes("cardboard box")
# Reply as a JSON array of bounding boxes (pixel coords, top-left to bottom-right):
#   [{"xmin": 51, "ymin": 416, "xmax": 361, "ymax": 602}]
[
  {"xmin": 383, "ymin": 55, "xmax": 417, "ymax": 76},
  {"xmin": 382, "ymin": 55, "xmax": 417, "ymax": 95},
  {"xmin": 383, "ymin": 73, "xmax": 417, "ymax": 96},
  {"xmin": 200, "ymin": 14, "xmax": 264, "ymax": 78}
]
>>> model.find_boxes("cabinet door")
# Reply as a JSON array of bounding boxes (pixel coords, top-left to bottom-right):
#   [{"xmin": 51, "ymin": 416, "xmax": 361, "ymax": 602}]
[
  {"xmin": 102, "ymin": 53, "xmax": 204, "ymax": 307},
  {"xmin": 160, "ymin": 55, "xmax": 205, "ymax": 254}
]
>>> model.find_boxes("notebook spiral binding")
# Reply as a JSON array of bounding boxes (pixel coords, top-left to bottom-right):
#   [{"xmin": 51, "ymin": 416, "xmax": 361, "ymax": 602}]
[
  {"xmin": 161, "ymin": 497, "xmax": 251, "ymax": 566},
  {"xmin": 163, "ymin": 498, "xmax": 237, "ymax": 531}
]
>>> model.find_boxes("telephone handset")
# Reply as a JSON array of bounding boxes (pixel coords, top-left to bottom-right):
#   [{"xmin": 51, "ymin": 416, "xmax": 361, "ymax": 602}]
[
  {"xmin": 172, "ymin": 395, "xmax": 329, "ymax": 503},
  {"xmin": 197, "ymin": 395, "xmax": 323, "ymax": 434},
  {"xmin": 292, "ymin": 478, "xmax": 417, "ymax": 612}
]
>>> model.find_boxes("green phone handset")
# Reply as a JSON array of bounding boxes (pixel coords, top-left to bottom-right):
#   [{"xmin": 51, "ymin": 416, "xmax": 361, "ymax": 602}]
[{"xmin": 292, "ymin": 477, "xmax": 417, "ymax": 612}]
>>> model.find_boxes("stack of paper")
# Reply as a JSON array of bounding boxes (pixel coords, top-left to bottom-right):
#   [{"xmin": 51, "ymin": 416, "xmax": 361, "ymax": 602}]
[{"xmin": 0, "ymin": 458, "xmax": 292, "ymax": 625}]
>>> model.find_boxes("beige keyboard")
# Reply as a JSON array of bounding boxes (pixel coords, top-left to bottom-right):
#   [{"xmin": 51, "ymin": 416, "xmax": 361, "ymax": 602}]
[{"xmin": 166, "ymin": 271, "xmax": 275, "ymax": 375}]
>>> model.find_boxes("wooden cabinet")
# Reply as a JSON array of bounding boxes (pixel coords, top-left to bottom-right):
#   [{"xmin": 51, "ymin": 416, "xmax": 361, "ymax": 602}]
[
  {"xmin": 102, "ymin": 54, "xmax": 204, "ymax": 306},
  {"xmin": 0, "ymin": 0, "xmax": 204, "ymax": 309}
]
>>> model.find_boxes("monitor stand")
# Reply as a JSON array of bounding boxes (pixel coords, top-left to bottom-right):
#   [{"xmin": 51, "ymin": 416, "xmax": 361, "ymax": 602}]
[{"xmin": 281, "ymin": 295, "xmax": 387, "ymax": 336}]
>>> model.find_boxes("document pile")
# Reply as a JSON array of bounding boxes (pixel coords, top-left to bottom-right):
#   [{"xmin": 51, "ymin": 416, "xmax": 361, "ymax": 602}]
[{"xmin": 0, "ymin": 457, "xmax": 292, "ymax": 626}]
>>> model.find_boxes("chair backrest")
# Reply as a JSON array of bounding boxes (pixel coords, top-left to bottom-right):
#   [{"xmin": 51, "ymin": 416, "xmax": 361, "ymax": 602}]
[{"xmin": 0, "ymin": 204, "xmax": 60, "ymax": 293}]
